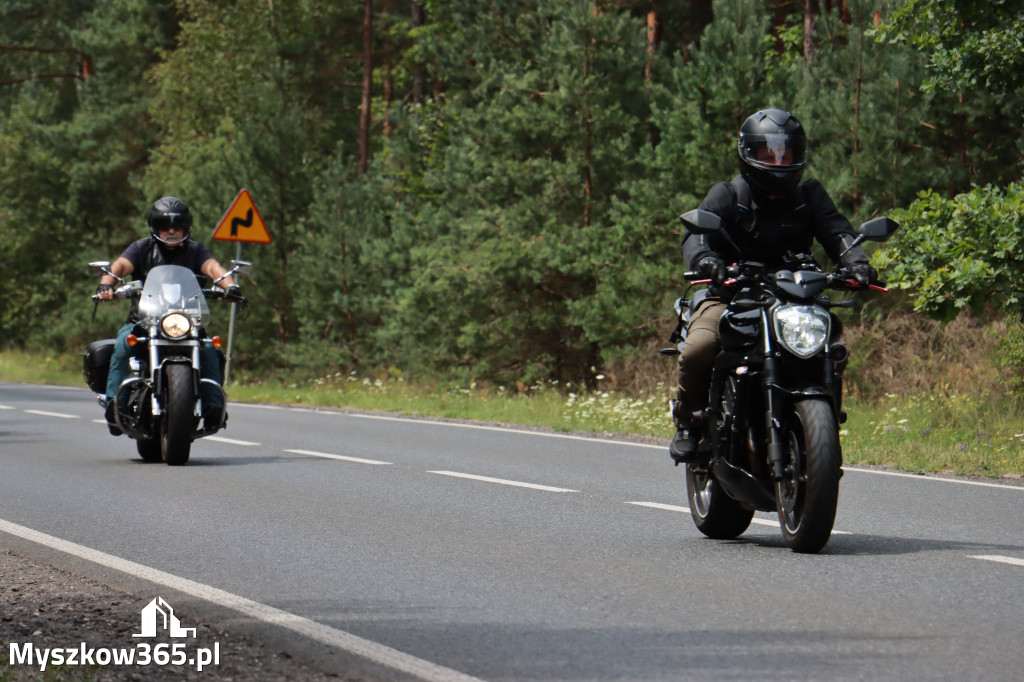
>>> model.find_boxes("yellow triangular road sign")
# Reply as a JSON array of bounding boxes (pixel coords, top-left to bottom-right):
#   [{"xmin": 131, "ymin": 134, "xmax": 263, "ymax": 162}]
[{"xmin": 213, "ymin": 189, "xmax": 271, "ymax": 243}]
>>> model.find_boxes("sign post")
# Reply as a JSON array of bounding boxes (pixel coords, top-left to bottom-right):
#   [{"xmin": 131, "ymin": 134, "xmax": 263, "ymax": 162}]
[{"xmin": 213, "ymin": 189, "xmax": 271, "ymax": 385}]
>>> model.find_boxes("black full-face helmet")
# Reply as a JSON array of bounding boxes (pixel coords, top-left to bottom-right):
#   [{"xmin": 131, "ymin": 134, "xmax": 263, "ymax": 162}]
[
  {"xmin": 147, "ymin": 196, "xmax": 193, "ymax": 246},
  {"xmin": 737, "ymin": 108, "xmax": 807, "ymax": 198}
]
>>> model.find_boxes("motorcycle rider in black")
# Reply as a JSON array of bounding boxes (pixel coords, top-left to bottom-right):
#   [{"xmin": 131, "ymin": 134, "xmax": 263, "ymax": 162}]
[{"xmin": 670, "ymin": 108, "xmax": 877, "ymax": 463}]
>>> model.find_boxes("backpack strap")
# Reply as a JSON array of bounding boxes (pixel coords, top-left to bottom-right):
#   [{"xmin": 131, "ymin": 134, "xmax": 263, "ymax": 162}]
[
  {"xmin": 786, "ymin": 182, "xmax": 809, "ymax": 231},
  {"xmin": 729, "ymin": 176, "xmax": 755, "ymax": 234}
]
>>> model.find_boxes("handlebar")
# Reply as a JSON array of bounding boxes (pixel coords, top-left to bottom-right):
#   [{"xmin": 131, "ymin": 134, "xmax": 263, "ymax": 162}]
[
  {"xmin": 684, "ymin": 265, "xmax": 886, "ymax": 292},
  {"xmin": 92, "ymin": 280, "xmax": 143, "ymax": 302},
  {"xmin": 90, "ymin": 282, "xmax": 247, "ymax": 305},
  {"xmin": 203, "ymin": 288, "xmax": 248, "ymax": 307}
]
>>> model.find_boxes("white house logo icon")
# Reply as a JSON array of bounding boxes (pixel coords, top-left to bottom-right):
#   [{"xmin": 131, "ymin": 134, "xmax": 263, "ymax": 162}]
[{"xmin": 133, "ymin": 597, "xmax": 197, "ymax": 639}]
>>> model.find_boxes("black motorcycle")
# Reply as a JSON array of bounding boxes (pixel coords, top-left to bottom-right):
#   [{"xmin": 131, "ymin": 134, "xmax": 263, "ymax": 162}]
[
  {"xmin": 83, "ymin": 261, "xmax": 250, "ymax": 465},
  {"xmin": 663, "ymin": 210, "xmax": 898, "ymax": 552}
]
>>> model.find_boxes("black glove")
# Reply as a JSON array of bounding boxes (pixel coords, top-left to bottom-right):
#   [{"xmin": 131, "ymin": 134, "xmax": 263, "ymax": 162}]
[
  {"xmin": 848, "ymin": 262, "xmax": 878, "ymax": 287},
  {"xmin": 96, "ymin": 283, "xmax": 114, "ymax": 295},
  {"xmin": 224, "ymin": 285, "xmax": 247, "ymax": 307},
  {"xmin": 697, "ymin": 256, "xmax": 727, "ymax": 286}
]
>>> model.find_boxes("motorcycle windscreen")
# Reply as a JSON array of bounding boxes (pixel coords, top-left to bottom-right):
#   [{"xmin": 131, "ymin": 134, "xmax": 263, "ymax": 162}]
[{"xmin": 137, "ymin": 265, "xmax": 210, "ymax": 326}]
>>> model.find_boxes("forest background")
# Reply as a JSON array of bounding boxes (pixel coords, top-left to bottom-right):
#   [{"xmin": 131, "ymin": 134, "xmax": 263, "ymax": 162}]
[{"xmin": 1, "ymin": 0, "xmax": 1023, "ymax": 456}]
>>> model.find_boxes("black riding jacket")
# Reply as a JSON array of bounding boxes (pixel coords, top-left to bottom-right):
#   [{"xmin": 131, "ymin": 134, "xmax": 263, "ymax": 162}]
[{"xmin": 681, "ymin": 176, "xmax": 869, "ymax": 295}]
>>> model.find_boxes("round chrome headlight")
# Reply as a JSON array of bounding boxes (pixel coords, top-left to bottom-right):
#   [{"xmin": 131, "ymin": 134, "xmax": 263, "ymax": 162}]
[
  {"xmin": 160, "ymin": 312, "xmax": 194, "ymax": 339},
  {"xmin": 773, "ymin": 304, "xmax": 830, "ymax": 359}
]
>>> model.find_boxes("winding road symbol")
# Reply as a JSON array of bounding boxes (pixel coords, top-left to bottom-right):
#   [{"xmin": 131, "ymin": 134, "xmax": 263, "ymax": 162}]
[{"xmin": 230, "ymin": 208, "xmax": 254, "ymax": 236}]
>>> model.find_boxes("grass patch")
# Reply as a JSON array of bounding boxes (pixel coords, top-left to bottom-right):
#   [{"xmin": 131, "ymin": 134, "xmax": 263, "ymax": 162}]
[
  {"xmin": 228, "ymin": 372, "xmax": 669, "ymax": 436},
  {"xmin": 0, "ymin": 348, "xmax": 81, "ymax": 386},
  {"xmin": 2, "ymin": 350, "xmax": 1021, "ymax": 479},
  {"xmin": 841, "ymin": 392, "xmax": 1024, "ymax": 479}
]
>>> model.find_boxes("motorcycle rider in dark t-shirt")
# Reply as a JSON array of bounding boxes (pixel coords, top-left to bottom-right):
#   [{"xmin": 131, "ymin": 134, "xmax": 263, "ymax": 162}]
[{"xmin": 95, "ymin": 196, "xmax": 240, "ymax": 434}]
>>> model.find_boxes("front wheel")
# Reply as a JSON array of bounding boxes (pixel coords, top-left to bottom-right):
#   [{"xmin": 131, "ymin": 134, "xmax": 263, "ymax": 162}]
[
  {"xmin": 161, "ymin": 363, "xmax": 195, "ymax": 466},
  {"xmin": 776, "ymin": 399, "xmax": 842, "ymax": 553},
  {"xmin": 686, "ymin": 464, "xmax": 754, "ymax": 539}
]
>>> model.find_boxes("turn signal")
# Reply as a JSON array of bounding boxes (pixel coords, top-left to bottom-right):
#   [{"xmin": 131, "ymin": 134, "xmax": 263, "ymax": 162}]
[
  {"xmin": 126, "ymin": 334, "xmax": 138, "ymax": 347},
  {"xmin": 210, "ymin": 336, "xmax": 223, "ymax": 349}
]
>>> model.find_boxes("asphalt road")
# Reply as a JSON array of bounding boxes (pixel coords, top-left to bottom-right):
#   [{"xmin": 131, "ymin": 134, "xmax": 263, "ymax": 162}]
[{"xmin": 2, "ymin": 382, "xmax": 1023, "ymax": 681}]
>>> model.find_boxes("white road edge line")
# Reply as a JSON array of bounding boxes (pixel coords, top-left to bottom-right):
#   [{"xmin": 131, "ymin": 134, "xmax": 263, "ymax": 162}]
[
  {"xmin": 841, "ymin": 466, "xmax": 1024, "ymax": 491},
  {"xmin": 625, "ymin": 501, "xmax": 851, "ymax": 534},
  {"xmin": 24, "ymin": 410, "xmax": 79, "ymax": 419},
  {"xmin": 0, "ymin": 518, "xmax": 484, "ymax": 682},
  {"xmin": 284, "ymin": 449, "xmax": 391, "ymax": 466},
  {"xmin": 968, "ymin": 555, "xmax": 1024, "ymax": 568},
  {"xmin": 206, "ymin": 435, "xmax": 261, "ymax": 446},
  {"xmin": 429, "ymin": 471, "xmax": 578, "ymax": 493},
  {"xmin": 230, "ymin": 405, "xmax": 1024, "ymax": 492}
]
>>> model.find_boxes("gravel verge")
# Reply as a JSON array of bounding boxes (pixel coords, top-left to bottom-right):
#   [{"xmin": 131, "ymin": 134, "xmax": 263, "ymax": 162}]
[{"xmin": 0, "ymin": 547, "xmax": 385, "ymax": 682}]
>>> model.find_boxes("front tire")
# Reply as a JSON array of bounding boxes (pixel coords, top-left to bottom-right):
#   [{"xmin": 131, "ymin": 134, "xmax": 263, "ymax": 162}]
[
  {"xmin": 776, "ymin": 399, "xmax": 842, "ymax": 553},
  {"xmin": 136, "ymin": 438, "xmax": 162, "ymax": 462},
  {"xmin": 161, "ymin": 363, "xmax": 195, "ymax": 466},
  {"xmin": 686, "ymin": 464, "xmax": 754, "ymax": 539}
]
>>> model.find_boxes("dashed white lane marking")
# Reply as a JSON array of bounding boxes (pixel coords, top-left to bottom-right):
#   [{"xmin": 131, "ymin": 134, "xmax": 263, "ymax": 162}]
[
  {"xmin": 626, "ymin": 501, "xmax": 851, "ymax": 534},
  {"xmin": 24, "ymin": 410, "xmax": 79, "ymax": 419},
  {"xmin": 231, "ymin": 404, "xmax": 1024, "ymax": 492},
  {"xmin": 969, "ymin": 555, "xmax": 1024, "ymax": 568},
  {"xmin": 284, "ymin": 449, "xmax": 391, "ymax": 466},
  {"xmin": 0, "ymin": 405, "xmax": 14, "ymax": 410},
  {"xmin": 429, "ymin": 470, "xmax": 579, "ymax": 493},
  {"xmin": 627, "ymin": 501, "xmax": 688, "ymax": 513},
  {"xmin": 206, "ymin": 435, "xmax": 260, "ymax": 446},
  {"xmin": 0, "ymin": 519, "xmax": 483, "ymax": 682}
]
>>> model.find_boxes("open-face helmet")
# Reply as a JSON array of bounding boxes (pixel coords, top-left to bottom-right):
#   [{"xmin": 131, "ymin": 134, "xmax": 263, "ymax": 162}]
[{"xmin": 147, "ymin": 196, "xmax": 193, "ymax": 245}]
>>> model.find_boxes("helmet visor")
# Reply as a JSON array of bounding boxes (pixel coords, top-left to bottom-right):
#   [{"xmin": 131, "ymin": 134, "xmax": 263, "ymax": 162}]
[
  {"xmin": 150, "ymin": 213, "xmax": 192, "ymax": 244},
  {"xmin": 739, "ymin": 133, "xmax": 806, "ymax": 168}
]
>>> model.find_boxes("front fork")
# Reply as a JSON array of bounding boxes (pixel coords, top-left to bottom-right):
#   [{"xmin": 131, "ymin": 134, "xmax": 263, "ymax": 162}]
[
  {"xmin": 149, "ymin": 340, "xmax": 202, "ymax": 417},
  {"xmin": 761, "ymin": 312, "xmax": 843, "ymax": 481},
  {"xmin": 763, "ymin": 355, "xmax": 787, "ymax": 481}
]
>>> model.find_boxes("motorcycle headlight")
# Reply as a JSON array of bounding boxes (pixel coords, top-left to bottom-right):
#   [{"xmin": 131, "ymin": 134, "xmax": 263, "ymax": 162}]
[
  {"xmin": 160, "ymin": 312, "xmax": 194, "ymax": 339},
  {"xmin": 773, "ymin": 305, "xmax": 830, "ymax": 359}
]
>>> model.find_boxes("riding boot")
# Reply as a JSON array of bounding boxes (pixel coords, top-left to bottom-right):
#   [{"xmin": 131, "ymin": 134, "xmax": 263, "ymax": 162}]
[
  {"xmin": 669, "ymin": 428, "xmax": 699, "ymax": 464},
  {"xmin": 669, "ymin": 390, "xmax": 699, "ymax": 464},
  {"xmin": 104, "ymin": 398, "xmax": 123, "ymax": 436}
]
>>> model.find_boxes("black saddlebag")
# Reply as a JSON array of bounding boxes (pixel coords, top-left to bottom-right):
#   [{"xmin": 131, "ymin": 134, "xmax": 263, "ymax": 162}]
[{"xmin": 83, "ymin": 339, "xmax": 116, "ymax": 394}]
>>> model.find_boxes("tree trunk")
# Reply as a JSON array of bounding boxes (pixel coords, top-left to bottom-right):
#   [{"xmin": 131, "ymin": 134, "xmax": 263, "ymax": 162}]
[
  {"xmin": 645, "ymin": 3, "xmax": 659, "ymax": 84},
  {"xmin": 804, "ymin": 0, "xmax": 818, "ymax": 61},
  {"xmin": 358, "ymin": 0, "xmax": 373, "ymax": 176},
  {"xmin": 411, "ymin": 2, "xmax": 425, "ymax": 105}
]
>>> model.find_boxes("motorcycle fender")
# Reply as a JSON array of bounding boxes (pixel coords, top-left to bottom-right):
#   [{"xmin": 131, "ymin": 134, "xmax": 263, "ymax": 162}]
[
  {"xmin": 773, "ymin": 384, "xmax": 831, "ymax": 399},
  {"xmin": 153, "ymin": 358, "xmax": 200, "ymax": 415}
]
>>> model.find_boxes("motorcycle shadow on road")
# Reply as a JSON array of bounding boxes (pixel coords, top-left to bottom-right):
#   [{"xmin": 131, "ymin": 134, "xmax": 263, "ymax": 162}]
[
  {"xmin": 125, "ymin": 453, "xmax": 297, "ymax": 467},
  {"xmin": 827, "ymin": 533, "xmax": 1024, "ymax": 557},
  {"xmin": 714, "ymin": 532, "xmax": 1024, "ymax": 557}
]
